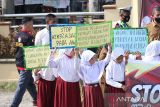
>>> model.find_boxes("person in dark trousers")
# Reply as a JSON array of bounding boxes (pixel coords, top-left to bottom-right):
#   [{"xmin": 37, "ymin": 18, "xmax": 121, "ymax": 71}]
[{"xmin": 11, "ymin": 17, "xmax": 37, "ymax": 107}]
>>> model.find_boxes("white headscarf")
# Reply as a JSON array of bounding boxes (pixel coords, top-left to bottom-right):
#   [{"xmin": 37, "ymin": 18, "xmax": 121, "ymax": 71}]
[
  {"xmin": 111, "ymin": 47, "xmax": 124, "ymax": 60},
  {"xmin": 81, "ymin": 50, "xmax": 95, "ymax": 64},
  {"xmin": 64, "ymin": 48, "xmax": 73, "ymax": 56},
  {"xmin": 106, "ymin": 48, "xmax": 125, "ymax": 87},
  {"xmin": 145, "ymin": 40, "xmax": 160, "ymax": 57},
  {"xmin": 143, "ymin": 41, "xmax": 160, "ymax": 62}
]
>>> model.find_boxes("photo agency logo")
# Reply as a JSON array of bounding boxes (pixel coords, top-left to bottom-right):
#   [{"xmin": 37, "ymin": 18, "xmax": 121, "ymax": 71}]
[
  {"xmin": 117, "ymin": 84, "xmax": 160, "ymax": 107},
  {"xmin": 104, "ymin": 84, "xmax": 160, "ymax": 107},
  {"xmin": 129, "ymin": 84, "xmax": 160, "ymax": 107},
  {"xmin": 116, "ymin": 96, "xmax": 152, "ymax": 107}
]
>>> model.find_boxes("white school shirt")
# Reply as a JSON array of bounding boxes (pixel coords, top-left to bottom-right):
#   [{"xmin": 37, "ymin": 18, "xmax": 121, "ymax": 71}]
[
  {"xmin": 49, "ymin": 55, "xmax": 80, "ymax": 82},
  {"xmin": 143, "ymin": 56, "xmax": 160, "ymax": 62},
  {"xmin": 128, "ymin": 54, "xmax": 160, "ymax": 62},
  {"xmin": 34, "ymin": 28, "xmax": 56, "ymax": 81},
  {"xmin": 79, "ymin": 53, "xmax": 111, "ymax": 84},
  {"xmin": 106, "ymin": 60, "xmax": 125, "ymax": 88},
  {"xmin": 35, "ymin": 28, "xmax": 50, "ymax": 45}
]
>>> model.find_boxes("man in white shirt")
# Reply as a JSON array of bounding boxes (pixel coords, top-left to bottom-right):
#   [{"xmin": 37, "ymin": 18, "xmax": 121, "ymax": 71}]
[{"xmin": 35, "ymin": 14, "xmax": 56, "ymax": 46}]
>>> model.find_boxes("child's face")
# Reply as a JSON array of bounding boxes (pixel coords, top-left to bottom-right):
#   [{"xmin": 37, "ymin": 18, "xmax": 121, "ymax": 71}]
[
  {"xmin": 116, "ymin": 55, "xmax": 124, "ymax": 63},
  {"xmin": 89, "ymin": 54, "xmax": 98, "ymax": 65}
]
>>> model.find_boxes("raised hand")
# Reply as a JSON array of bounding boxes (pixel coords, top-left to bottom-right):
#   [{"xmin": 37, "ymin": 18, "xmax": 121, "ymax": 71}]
[{"xmin": 135, "ymin": 51, "xmax": 142, "ymax": 60}]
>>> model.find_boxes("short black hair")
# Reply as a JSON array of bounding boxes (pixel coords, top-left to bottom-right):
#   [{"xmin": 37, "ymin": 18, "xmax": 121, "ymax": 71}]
[
  {"xmin": 152, "ymin": 6, "xmax": 160, "ymax": 15},
  {"xmin": 22, "ymin": 17, "xmax": 33, "ymax": 24},
  {"xmin": 119, "ymin": 9, "xmax": 131, "ymax": 15},
  {"xmin": 46, "ymin": 14, "xmax": 56, "ymax": 19}
]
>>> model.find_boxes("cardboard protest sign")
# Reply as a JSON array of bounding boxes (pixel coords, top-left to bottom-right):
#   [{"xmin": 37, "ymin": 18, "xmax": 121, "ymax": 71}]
[
  {"xmin": 49, "ymin": 24, "xmax": 76, "ymax": 48},
  {"xmin": 125, "ymin": 60, "xmax": 160, "ymax": 107},
  {"xmin": 23, "ymin": 45, "xmax": 50, "ymax": 70},
  {"xmin": 76, "ymin": 22, "xmax": 112, "ymax": 48},
  {"xmin": 112, "ymin": 28, "xmax": 148, "ymax": 54}
]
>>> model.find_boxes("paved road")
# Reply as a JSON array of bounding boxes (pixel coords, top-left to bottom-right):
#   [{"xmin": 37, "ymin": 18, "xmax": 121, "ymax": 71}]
[
  {"xmin": 0, "ymin": 91, "xmax": 33, "ymax": 107},
  {"xmin": 0, "ymin": 64, "xmax": 34, "ymax": 107}
]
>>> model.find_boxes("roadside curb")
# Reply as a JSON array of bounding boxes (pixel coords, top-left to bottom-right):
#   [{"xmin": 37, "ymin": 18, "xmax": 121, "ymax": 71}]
[
  {"xmin": 0, "ymin": 59, "xmax": 15, "ymax": 63},
  {"xmin": 0, "ymin": 79, "xmax": 18, "ymax": 82}
]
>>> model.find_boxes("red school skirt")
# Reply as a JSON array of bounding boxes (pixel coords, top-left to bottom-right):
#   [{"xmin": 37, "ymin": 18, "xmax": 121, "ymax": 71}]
[
  {"xmin": 37, "ymin": 78, "xmax": 56, "ymax": 107},
  {"xmin": 83, "ymin": 83, "xmax": 104, "ymax": 107},
  {"xmin": 54, "ymin": 77, "xmax": 82, "ymax": 107},
  {"xmin": 104, "ymin": 81, "xmax": 126, "ymax": 107}
]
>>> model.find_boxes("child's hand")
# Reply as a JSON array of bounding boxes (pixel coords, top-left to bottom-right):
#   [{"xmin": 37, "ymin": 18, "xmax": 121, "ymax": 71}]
[
  {"xmin": 74, "ymin": 48, "xmax": 79, "ymax": 57},
  {"xmin": 33, "ymin": 69, "xmax": 41, "ymax": 84},
  {"xmin": 34, "ymin": 80, "xmax": 39, "ymax": 85},
  {"xmin": 100, "ymin": 75, "xmax": 106, "ymax": 84},
  {"xmin": 101, "ymin": 47, "xmax": 107, "ymax": 54},
  {"xmin": 51, "ymin": 49, "xmax": 57, "ymax": 55},
  {"xmin": 99, "ymin": 47, "xmax": 106, "ymax": 60},
  {"xmin": 107, "ymin": 43, "xmax": 112, "ymax": 54},
  {"xmin": 135, "ymin": 51, "xmax": 142, "ymax": 60},
  {"xmin": 50, "ymin": 49, "xmax": 57, "ymax": 59},
  {"xmin": 34, "ymin": 69, "xmax": 40, "ymax": 76},
  {"xmin": 122, "ymin": 85, "xmax": 127, "ymax": 91},
  {"xmin": 124, "ymin": 51, "xmax": 130, "ymax": 64},
  {"xmin": 124, "ymin": 51, "xmax": 130, "ymax": 60}
]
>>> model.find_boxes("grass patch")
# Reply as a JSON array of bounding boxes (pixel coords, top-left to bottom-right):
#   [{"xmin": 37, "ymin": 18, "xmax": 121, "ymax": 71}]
[{"xmin": 0, "ymin": 81, "xmax": 17, "ymax": 91}]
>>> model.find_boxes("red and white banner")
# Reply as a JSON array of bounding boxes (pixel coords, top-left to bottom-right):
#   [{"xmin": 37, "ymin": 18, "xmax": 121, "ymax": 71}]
[{"xmin": 126, "ymin": 61, "xmax": 160, "ymax": 107}]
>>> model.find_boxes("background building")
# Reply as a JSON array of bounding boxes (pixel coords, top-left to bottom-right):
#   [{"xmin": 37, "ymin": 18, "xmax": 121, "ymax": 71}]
[
  {"xmin": 103, "ymin": 0, "xmax": 141, "ymax": 27},
  {"xmin": 0, "ymin": 0, "xmax": 1, "ymax": 14},
  {"xmin": 1, "ymin": 0, "xmax": 111, "ymax": 25},
  {"xmin": 1, "ymin": 0, "xmax": 114, "ymax": 14}
]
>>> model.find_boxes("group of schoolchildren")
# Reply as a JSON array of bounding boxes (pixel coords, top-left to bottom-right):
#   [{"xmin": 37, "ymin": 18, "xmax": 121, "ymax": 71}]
[
  {"xmin": 12, "ymin": 10, "xmax": 160, "ymax": 107},
  {"xmin": 33, "ymin": 13, "xmax": 160, "ymax": 107},
  {"xmin": 34, "ymin": 40, "xmax": 160, "ymax": 107},
  {"xmin": 31, "ymin": 16, "xmax": 160, "ymax": 107}
]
